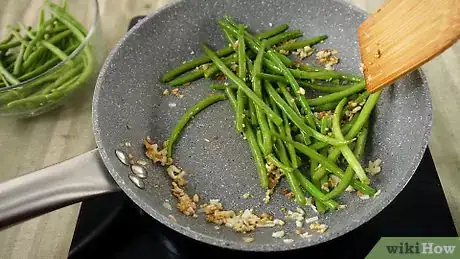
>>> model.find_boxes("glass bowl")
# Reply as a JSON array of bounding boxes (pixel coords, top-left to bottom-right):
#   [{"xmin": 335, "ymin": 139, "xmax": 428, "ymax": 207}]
[{"xmin": 0, "ymin": 0, "xmax": 103, "ymax": 118}]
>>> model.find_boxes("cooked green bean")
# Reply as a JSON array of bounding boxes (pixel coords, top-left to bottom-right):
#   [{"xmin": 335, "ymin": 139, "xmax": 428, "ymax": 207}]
[
  {"xmin": 256, "ymin": 24, "xmax": 289, "ymax": 40},
  {"xmin": 312, "ymin": 101, "xmax": 340, "ymax": 112},
  {"xmin": 266, "ymin": 154, "xmax": 306, "ymax": 205},
  {"xmin": 203, "ymin": 55, "xmax": 238, "ymax": 78},
  {"xmin": 162, "ymin": 22, "xmax": 297, "ymax": 83},
  {"xmin": 245, "ymin": 123, "xmax": 269, "ymax": 188},
  {"xmin": 209, "ymin": 83, "xmax": 236, "ymax": 90},
  {"xmin": 270, "ymin": 131, "xmax": 347, "ymax": 178},
  {"xmin": 266, "ymin": 50, "xmax": 319, "ymax": 130},
  {"xmin": 270, "ymin": 131, "xmax": 374, "ymax": 195},
  {"xmin": 202, "ymin": 43, "xmax": 283, "ymax": 126},
  {"xmin": 235, "ymin": 25, "xmax": 247, "ymax": 133},
  {"xmin": 265, "ymin": 30, "xmax": 302, "ymax": 47},
  {"xmin": 252, "ymin": 41, "xmax": 272, "ymax": 154},
  {"xmin": 283, "ymin": 111, "xmax": 298, "ymax": 168},
  {"xmin": 161, "ymin": 47, "xmax": 234, "ymax": 83},
  {"xmin": 168, "ymin": 68, "xmax": 205, "ymax": 87},
  {"xmin": 322, "ymin": 122, "xmax": 369, "ymax": 200},
  {"xmin": 296, "ymin": 63, "xmax": 364, "ymax": 82},
  {"xmin": 277, "ymin": 35, "xmax": 327, "ymax": 51},
  {"xmin": 220, "ymin": 24, "xmax": 236, "ymax": 44},
  {"xmin": 256, "ymin": 72, "xmax": 353, "ymax": 93},
  {"xmin": 166, "ymin": 94, "xmax": 227, "ymax": 158},
  {"xmin": 294, "ymin": 170, "xmax": 338, "ymax": 209},
  {"xmin": 225, "ymin": 88, "xmax": 237, "ymax": 109},
  {"xmin": 332, "ymin": 98, "xmax": 369, "ymax": 184},
  {"xmin": 308, "ymin": 81, "xmax": 366, "ymax": 106},
  {"xmin": 264, "ymin": 78, "xmax": 350, "ymax": 146},
  {"xmin": 312, "ymin": 91, "xmax": 382, "ymax": 182}
]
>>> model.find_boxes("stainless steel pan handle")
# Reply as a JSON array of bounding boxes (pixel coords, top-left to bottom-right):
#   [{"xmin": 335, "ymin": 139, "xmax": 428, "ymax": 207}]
[{"xmin": 0, "ymin": 149, "xmax": 120, "ymax": 228}]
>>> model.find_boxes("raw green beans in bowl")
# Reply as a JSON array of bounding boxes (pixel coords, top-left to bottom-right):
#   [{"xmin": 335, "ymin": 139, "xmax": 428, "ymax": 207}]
[{"xmin": 0, "ymin": 0, "xmax": 102, "ymax": 117}]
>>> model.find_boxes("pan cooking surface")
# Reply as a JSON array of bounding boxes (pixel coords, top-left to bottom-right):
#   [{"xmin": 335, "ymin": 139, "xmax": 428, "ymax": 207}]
[{"xmin": 93, "ymin": 0, "xmax": 431, "ymax": 251}]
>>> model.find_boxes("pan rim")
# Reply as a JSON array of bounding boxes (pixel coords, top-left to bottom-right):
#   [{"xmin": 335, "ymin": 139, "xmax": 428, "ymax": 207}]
[{"xmin": 92, "ymin": 0, "xmax": 432, "ymax": 252}]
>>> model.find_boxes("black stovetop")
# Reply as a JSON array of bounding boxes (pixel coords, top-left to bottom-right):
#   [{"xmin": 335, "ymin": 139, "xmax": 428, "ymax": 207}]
[{"xmin": 68, "ymin": 17, "xmax": 457, "ymax": 259}]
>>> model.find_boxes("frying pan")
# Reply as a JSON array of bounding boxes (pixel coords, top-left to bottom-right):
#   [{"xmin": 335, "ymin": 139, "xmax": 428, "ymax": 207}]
[{"xmin": 0, "ymin": 0, "xmax": 431, "ymax": 252}]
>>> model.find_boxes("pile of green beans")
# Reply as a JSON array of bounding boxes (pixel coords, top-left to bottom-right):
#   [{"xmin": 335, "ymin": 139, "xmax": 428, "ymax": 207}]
[
  {"xmin": 0, "ymin": 0, "xmax": 93, "ymax": 113},
  {"xmin": 162, "ymin": 16, "xmax": 383, "ymax": 213}
]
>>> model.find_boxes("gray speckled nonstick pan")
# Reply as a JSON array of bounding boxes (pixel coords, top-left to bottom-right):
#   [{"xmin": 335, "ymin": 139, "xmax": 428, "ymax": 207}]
[{"xmin": 0, "ymin": 0, "xmax": 431, "ymax": 252}]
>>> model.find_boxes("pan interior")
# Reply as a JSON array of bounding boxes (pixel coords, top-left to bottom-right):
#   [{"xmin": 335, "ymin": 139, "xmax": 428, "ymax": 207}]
[{"xmin": 93, "ymin": 0, "xmax": 431, "ymax": 251}]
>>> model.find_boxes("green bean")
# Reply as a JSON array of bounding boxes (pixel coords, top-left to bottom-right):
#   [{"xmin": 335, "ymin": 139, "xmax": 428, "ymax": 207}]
[
  {"xmin": 37, "ymin": 64, "xmax": 83, "ymax": 94},
  {"xmin": 278, "ymin": 82, "xmax": 312, "ymax": 144},
  {"xmin": 355, "ymin": 91, "xmax": 370, "ymax": 105},
  {"xmin": 266, "ymin": 154, "xmax": 306, "ymax": 205},
  {"xmin": 308, "ymin": 114, "xmax": 359, "ymax": 151},
  {"xmin": 10, "ymin": 29, "xmax": 29, "ymax": 45},
  {"xmin": 0, "ymin": 32, "xmax": 14, "ymax": 45},
  {"xmin": 312, "ymin": 101, "xmax": 340, "ymax": 112},
  {"xmin": 162, "ymin": 21, "xmax": 293, "ymax": 83},
  {"xmin": 265, "ymin": 50, "xmax": 319, "ymax": 130},
  {"xmin": 161, "ymin": 46, "xmax": 234, "ymax": 83},
  {"xmin": 1, "ymin": 74, "xmax": 10, "ymax": 87},
  {"xmin": 301, "ymin": 81, "xmax": 355, "ymax": 93},
  {"xmin": 47, "ymin": 1, "xmax": 86, "ymax": 34},
  {"xmin": 333, "ymin": 98, "xmax": 369, "ymax": 184},
  {"xmin": 277, "ymin": 35, "xmax": 327, "ymax": 51},
  {"xmin": 256, "ymin": 24, "xmax": 289, "ymax": 40},
  {"xmin": 251, "ymin": 41, "xmax": 272, "ymax": 154},
  {"xmin": 322, "ymin": 122, "xmax": 369, "ymax": 200},
  {"xmin": 166, "ymin": 94, "xmax": 227, "ymax": 158},
  {"xmin": 13, "ymin": 44, "xmax": 26, "ymax": 76},
  {"xmin": 209, "ymin": 83, "xmax": 236, "ymax": 90},
  {"xmin": 308, "ymin": 81, "xmax": 366, "ymax": 106},
  {"xmin": 19, "ymin": 43, "xmax": 76, "ymax": 81},
  {"xmin": 256, "ymin": 72, "xmax": 353, "ymax": 93},
  {"xmin": 24, "ymin": 19, "xmax": 54, "ymax": 60},
  {"xmin": 345, "ymin": 90, "xmax": 382, "ymax": 139},
  {"xmin": 41, "ymin": 40, "xmax": 73, "ymax": 65},
  {"xmin": 245, "ymin": 123, "xmax": 269, "ymax": 188},
  {"xmin": 202, "ymin": 43, "xmax": 283, "ymax": 126},
  {"xmin": 237, "ymin": 25, "xmax": 247, "ymax": 81},
  {"xmin": 169, "ymin": 69, "xmax": 206, "ymax": 87},
  {"xmin": 264, "ymin": 75, "xmax": 349, "ymax": 146},
  {"xmin": 220, "ymin": 24, "xmax": 236, "ymax": 44},
  {"xmin": 312, "ymin": 91, "xmax": 381, "ymax": 182},
  {"xmin": 225, "ymin": 88, "xmax": 237, "ymax": 109},
  {"xmin": 204, "ymin": 55, "xmax": 237, "ymax": 78},
  {"xmin": 5, "ymin": 77, "xmax": 77, "ymax": 109},
  {"xmin": 274, "ymin": 138, "xmax": 289, "ymax": 166},
  {"xmin": 248, "ymin": 100, "xmax": 257, "ymax": 125},
  {"xmin": 296, "ymin": 63, "xmax": 364, "ymax": 82},
  {"xmin": 0, "ymin": 60, "xmax": 19, "ymax": 85},
  {"xmin": 283, "ymin": 112, "xmax": 298, "ymax": 168},
  {"xmin": 270, "ymin": 131, "xmax": 372, "ymax": 194},
  {"xmin": 270, "ymin": 131, "xmax": 346, "ymax": 174},
  {"xmin": 223, "ymin": 15, "xmax": 242, "ymax": 28},
  {"xmin": 294, "ymin": 170, "xmax": 338, "ymax": 209},
  {"xmin": 0, "ymin": 41, "xmax": 21, "ymax": 51},
  {"xmin": 224, "ymin": 76, "xmax": 267, "ymax": 188},
  {"xmin": 265, "ymin": 59, "xmax": 355, "ymax": 81},
  {"xmin": 265, "ymin": 30, "xmax": 302, "ymax": 47},
  {"xmin": 22, "ymin": 30, "xmax": 73, "ymax": 70},
  {"xmin": 256, "ymin": 129, "xmax": 264, "ymax": 150},
  {"xmin": 235, "ymin": 25, "xmax": 247, "ymax": 133}
]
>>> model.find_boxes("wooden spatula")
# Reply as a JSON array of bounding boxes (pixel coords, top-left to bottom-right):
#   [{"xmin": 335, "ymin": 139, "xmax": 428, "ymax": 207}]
[{"xmin": 358, "ymin": 0, "xmax": 460, "ymax": 93}]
